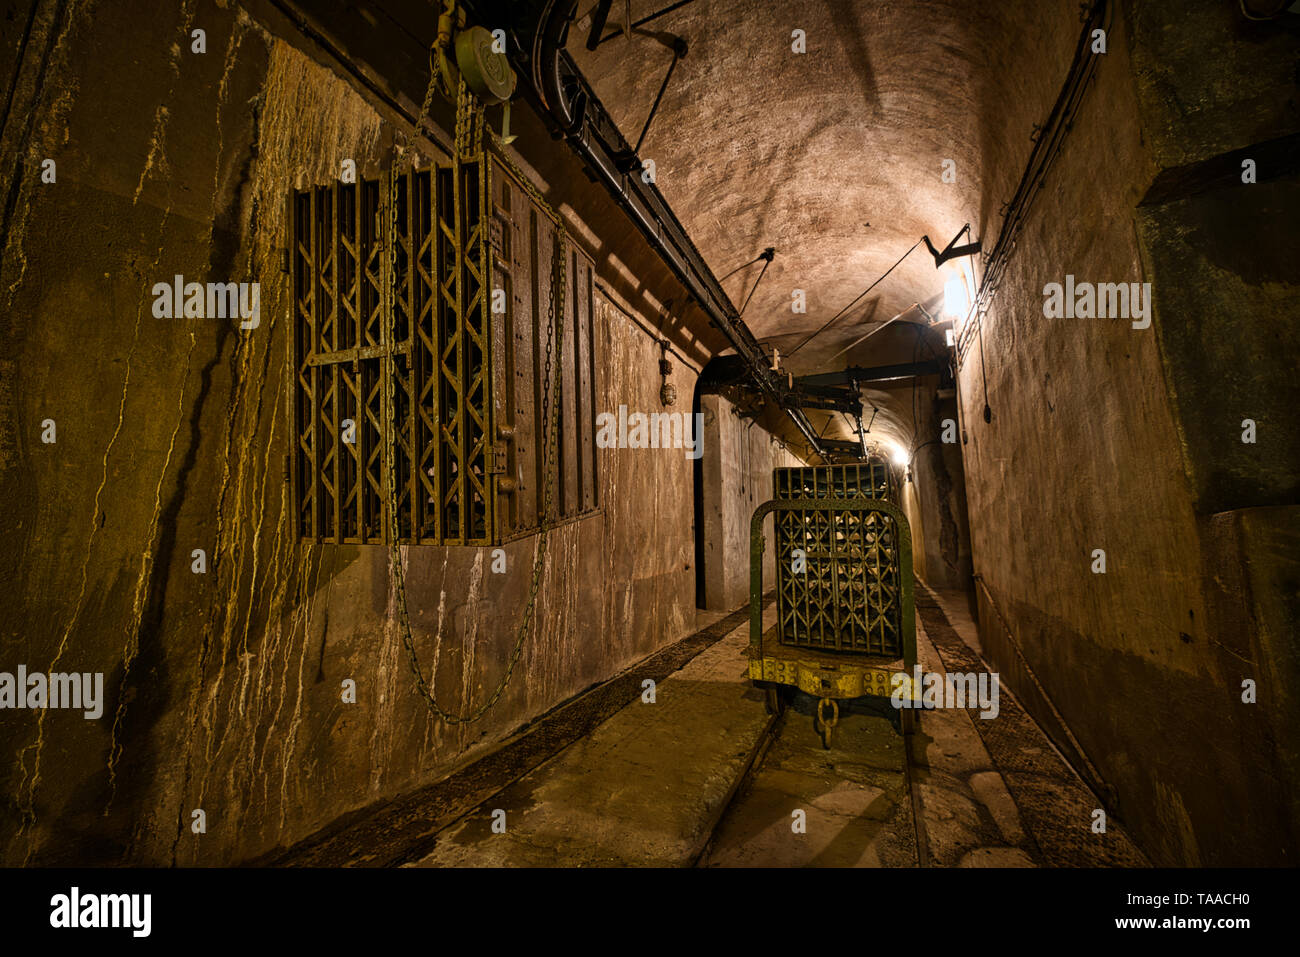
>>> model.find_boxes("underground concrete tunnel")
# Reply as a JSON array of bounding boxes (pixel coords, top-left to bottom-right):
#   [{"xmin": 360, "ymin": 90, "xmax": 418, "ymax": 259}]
[{"xmin": 0, "ymin": 0, "xmax": 1298, "ymax": 917}]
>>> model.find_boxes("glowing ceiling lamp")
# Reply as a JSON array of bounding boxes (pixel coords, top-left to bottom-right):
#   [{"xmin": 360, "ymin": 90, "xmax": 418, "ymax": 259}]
[
  {"xmin": 926, "ymin": 224, "xmax": 980, "ymax": 328},
  {"xmin": 943, "ymin": 275, "xmax": 969, "ymax": 320}
]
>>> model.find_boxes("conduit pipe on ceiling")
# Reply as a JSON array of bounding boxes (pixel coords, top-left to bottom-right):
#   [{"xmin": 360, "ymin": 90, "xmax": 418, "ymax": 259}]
[
  {"xmin": 467, "ymin": 0, "xmax": 826, "ymax": 455},
  {"xmin": 956, "ymin": 0, "xmax": 1112, "ymax": 362}
]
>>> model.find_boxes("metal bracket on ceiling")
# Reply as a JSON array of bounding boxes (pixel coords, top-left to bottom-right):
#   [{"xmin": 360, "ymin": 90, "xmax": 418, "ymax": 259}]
[
  {"xmin": 587, "ymin": 0, "xmax": 699, "ymax": 48},
  {"xmin": 611, "ymin": 31, "xmax": 688, "ymax": 170},
  {"xmin": 922, "ymin": 224, "xmax": 982, "ymax": 268},
  {"xmin": 795, "ymin": 360, "xmax": 947, "ymax": 390}
]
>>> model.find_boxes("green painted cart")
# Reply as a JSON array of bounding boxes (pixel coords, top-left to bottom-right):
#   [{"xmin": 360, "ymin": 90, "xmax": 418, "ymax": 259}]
[{"xmin": 748, "ymin": 465, "xmax": 918, "ymax": 748}]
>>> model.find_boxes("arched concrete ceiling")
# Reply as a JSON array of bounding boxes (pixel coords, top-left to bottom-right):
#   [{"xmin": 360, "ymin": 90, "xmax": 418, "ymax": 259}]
[{"xmin": 571, "ymin": 0, "xmax": 1071, "ymax": 452}]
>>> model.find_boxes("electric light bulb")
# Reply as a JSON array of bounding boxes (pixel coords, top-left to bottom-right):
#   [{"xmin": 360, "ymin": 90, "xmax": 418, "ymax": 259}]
[{"xmin": 944, "ymin": 275, "xmax": 968, "ymax": 319}]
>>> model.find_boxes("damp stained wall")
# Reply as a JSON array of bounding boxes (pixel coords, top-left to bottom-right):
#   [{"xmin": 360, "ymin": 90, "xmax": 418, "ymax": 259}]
[
  {"xmin": 956, "ymin": 1, "xmax": 1299, "ymax": 865},
  {"xmin": 0, "ymin": 0, "xmax": 732, "ymax": 865},
  {"xmin": 896, "ymin": 378, "xmax": 973, "ymax": 593},
  {"xmin": 698, "ymin": 392, "xmax": 801, "ymax": 611}
]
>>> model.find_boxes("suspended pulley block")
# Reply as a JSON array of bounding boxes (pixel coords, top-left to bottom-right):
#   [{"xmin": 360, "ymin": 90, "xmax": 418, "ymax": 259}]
[{"xmin": 454, "ymin": 25, "xmax": 517, "ymax": 104}]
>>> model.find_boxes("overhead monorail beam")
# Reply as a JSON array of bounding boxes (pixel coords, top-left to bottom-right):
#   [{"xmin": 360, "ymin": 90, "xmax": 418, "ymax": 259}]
[
  {"xmin": 796, "ymin": 360, "xmax": 946, "ymax": 390},
  {"xmin": 467, "ymin": 0, "xmax": 825, "ymax": 455}
]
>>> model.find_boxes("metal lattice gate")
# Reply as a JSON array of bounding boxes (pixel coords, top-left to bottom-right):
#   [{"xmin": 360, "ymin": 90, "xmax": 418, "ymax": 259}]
[
  {"xmin": 289, "ymin": 161, "xmax": 496, "ymax": 546},
  {"xmin": 289, "ymin": 156, "xmax": 599, "ymax": 548},
  {"xmin": 773, "ymin": 464, "xmax": 903, "ymax": 657}
]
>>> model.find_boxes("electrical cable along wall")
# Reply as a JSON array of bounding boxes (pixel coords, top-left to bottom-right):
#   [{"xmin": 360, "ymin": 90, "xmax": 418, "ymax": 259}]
[{"xmin": 289, "ymin": 157, "xmax": 598, "ymax": 547}]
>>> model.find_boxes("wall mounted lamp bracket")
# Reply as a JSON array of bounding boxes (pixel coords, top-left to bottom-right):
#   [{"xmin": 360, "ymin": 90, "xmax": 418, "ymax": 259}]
[{"xmin": 923, "ymin": 224, "xmax": 982, "ymax": 268}]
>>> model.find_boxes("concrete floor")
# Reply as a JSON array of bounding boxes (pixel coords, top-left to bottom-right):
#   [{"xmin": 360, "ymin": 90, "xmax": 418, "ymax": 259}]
[
  {"xmin": 699, "ymin": 589, "xmax": 1043, "ymax": 867},
  {"xmin": 403, "ymin": 585, "xmax": 1147, "ymax": 867},
  {"xmin": 700, "ymin": 702, "xmax": 919, "ymax": 867},
  {"xmin": 410, "ymin": 607, "xmax": 782, "ymax": 866}
]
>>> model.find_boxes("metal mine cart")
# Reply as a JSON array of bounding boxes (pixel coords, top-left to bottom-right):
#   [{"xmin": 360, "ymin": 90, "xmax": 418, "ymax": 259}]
[{"xmin": 748, "ymin": 464, "xmax": 918, "ymax": 748}]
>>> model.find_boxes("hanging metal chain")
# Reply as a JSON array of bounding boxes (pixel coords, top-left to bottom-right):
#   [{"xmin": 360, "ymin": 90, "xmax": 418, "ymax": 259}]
[
  {"xmin": 453, "ymin": 73, "xmax": 482, "ymax": 158},
  {"xmin": 384, "ymin": 63, "xmax": 566, "ymax": 724}
]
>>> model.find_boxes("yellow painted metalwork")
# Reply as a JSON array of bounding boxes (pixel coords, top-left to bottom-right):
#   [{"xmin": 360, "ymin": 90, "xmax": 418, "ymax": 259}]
[
  {"xmin": 747, "ymin": 653, "xmax": 917, "ymax": 702},
  {"xmin": 748, "ymin": 493, "xmax": 918, "ymax": 749}
]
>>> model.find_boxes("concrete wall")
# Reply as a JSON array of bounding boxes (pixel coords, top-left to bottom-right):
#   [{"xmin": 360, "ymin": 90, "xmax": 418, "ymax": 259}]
[
  {"xmin": 0, "ymin": 0, "xmax": 720, "ymax": 865},
  {"xmin": 698, "ymin": 392, "xmax": 801, "ymax": 611},
  {"xmin": 900, "ymin": 473, "xmax": 927, "ymax": 585},
  {"xmin": 906, "ymin": 382, "xmax": 974, "ymax": 592},
  {"xmin": 957, "ymin": 0, "xmax": 1299, "ymax": 865}
]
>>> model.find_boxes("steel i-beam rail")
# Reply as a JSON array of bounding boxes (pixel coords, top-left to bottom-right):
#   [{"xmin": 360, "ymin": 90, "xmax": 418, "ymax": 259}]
[{"xmin": 466, "ymin": 0, "xmax": 826, "ymax": 456}]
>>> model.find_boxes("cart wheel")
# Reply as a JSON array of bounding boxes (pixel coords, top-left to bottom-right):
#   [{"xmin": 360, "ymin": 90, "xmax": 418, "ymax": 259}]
[{"xmin": 764, "ymin": 685, "xmax": 786, "ymax": 716}]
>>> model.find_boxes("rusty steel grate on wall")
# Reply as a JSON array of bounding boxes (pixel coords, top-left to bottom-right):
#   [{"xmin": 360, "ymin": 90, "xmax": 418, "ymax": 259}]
[
  {"xmin": 288, "ymin": 158, "xmax": 598, "ymax": 547},
  {"xmin": 773, "ymin": 463, "xmax": 903, "ymax": 657}
]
